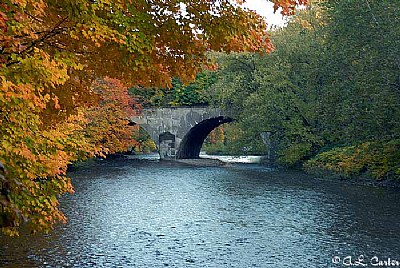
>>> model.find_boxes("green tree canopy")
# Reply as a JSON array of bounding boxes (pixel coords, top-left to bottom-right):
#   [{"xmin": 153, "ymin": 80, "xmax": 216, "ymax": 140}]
[{"xmin": 210, "ymin": 0, "xmax": 400, "ymax": 172}]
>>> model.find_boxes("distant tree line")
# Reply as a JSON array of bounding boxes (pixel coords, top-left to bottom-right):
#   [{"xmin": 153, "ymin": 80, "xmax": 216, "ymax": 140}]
[{"xmin": 129, "ymin": 71, "xmax": 217, "ymax": 107}]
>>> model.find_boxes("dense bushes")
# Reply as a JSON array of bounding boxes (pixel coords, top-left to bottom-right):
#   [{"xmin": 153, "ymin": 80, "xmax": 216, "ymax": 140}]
[{"xmin": 305, "ymin": 140, "xmax": 400, "ymax": 180}]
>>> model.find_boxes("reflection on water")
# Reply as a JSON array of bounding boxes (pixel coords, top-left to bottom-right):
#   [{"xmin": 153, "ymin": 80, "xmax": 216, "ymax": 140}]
[
  {"xmin": 1, "ymin": 158, "xmax": 400, "ymax": 267},
  {"xmin": 127, "ymin": 152, "xmax": 266, "ymax": 163}
]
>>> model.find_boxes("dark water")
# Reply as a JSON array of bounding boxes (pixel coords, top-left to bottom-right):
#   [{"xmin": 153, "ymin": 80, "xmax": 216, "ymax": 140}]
[{"xmin": 1, "ymin": 158, "xmax": 400, "ymax": 268}]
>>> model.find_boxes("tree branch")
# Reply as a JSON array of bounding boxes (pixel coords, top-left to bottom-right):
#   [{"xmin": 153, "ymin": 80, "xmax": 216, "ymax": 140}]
[
  {"xmin": 23, "ymin": 11, "xmax": 44, "ymax": 23},
  {"xmin": 364, "ymin": 0, "xmax": 379, "ymax": 26},
  {"xmin": 5, "ymin": 16, "xmax": 70, "ymax": 67}
]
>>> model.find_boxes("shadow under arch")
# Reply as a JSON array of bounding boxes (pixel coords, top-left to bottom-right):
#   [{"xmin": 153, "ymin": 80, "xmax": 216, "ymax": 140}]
[{"xmin": 176, "ymin": 116, "xmax": 233, "ymax": 159}]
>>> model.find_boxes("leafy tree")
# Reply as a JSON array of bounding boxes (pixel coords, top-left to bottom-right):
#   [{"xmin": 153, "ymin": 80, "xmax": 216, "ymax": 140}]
[
  {"xmin": 210, "ymin": 0, "xmax": 400, "ymax": 174},
  {"xmin": 202, "ymin": 123, "xmax": 267, "ymax": 155},
  {"xmin": 302, "ymin": 0, "xmax": 400, "ymax": 179},
  {"xmin": 84, "ymin": 77, "xmax": 139, "ymax": 155},
  {"xmin": 130, "ymin": 127, "xmax": 157, "ymax": 154},
  {"xmin": 318, "ymin": 0, "xmax": 400, "ymax": 143},
  {"xmin": 209, "ymin": 19, "xmax": 326, "ymax": 163},
  {"xmin": 1, "ymin": 0, "xmax": 307, "ymax": 235},
  {"xmin": 129, "ymin": 71, "xmax": 217, "ymax": 107}
]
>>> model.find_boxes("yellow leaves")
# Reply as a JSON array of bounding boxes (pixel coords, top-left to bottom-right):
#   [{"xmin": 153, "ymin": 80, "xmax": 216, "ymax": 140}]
[
  {"xmin": 0, "ymin": 89, "xmax": 85, "ymax": 234},
  {"xmin": 1, "ymin": 0, "xmax": 310, "ymax": 236},
  {"xmin": 16, "ymin": 144, "xmax": 35, "ymax": 162},
  {"xmin": 78, "ymin": 19, "xmax": 125, "ymax": 48},
  {"xmin": 11, "ymin": 0, "xmax": 28, "ymax": 8},
  {"xmin": 1, "ymin": 77, "xmax": 46, "ymax": 113},
  {"xmin": 68, "ymin": 30, "xmax": 80, "ymax": 41},
  {"xmin": 11, "ymin": 0, "xmax": 47, "ymax": 12},
  {"xmin": 4, "ymin": 48, "xmax": 70, "ymax": 93},
  {"xmin": 304, "ymin": 140, "xmax": 400, "ymax": 180},
  {"xmin": 2, "ymin": 228, "xmax": 20, "ymax": 237}
]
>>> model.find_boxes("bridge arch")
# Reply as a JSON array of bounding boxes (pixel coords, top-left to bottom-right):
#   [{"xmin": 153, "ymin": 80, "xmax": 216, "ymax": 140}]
[
  {"xmin": 176, "ymin": 116, "xmax": 233, "ymax": 159},
  {"xmin": 130, "ymin": 107, "xmax": 233, "ymax": 159}
]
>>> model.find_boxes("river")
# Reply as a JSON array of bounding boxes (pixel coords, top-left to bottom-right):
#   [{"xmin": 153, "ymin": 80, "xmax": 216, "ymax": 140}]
[{"xmin": 1, "ymin": 157, "xmax": 400, "ymax": 267}]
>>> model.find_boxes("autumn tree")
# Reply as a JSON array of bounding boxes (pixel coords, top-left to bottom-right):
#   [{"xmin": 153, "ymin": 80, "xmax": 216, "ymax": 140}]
[
  {"xmin": 84, "ymin": 77, "xmax": 139, "ymax": 156},
  {"xmin": 1, "ymin": 0, "xmax": 308, "ymax": 235}
]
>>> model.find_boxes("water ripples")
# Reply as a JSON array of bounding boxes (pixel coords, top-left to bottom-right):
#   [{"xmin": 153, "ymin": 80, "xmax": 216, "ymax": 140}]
[{"xmin": 1, "ymin": 159, "xmax": 400, "ymax": 267}]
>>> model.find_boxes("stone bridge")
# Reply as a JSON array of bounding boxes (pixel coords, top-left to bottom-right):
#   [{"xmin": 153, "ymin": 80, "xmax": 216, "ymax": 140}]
[{"xmin": 130, "ymin": 106, "xmax": 233, "ymax": 159}]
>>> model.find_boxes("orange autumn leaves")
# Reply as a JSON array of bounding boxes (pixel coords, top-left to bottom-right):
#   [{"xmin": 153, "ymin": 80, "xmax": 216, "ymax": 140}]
[
  {"xmin": 85, "ymin": 78, "xmax": 140, "ymax": 156},
  {"xmin": 1, "ymin": 0, "xmax": 305, "ymax": 235},
  {"xmin": 271, "ymin": 0, "xmax": 308, "ymax": 15},
  {"xmin": 0, "ymin": 75, "xmax": 138, "ymax": 235}
]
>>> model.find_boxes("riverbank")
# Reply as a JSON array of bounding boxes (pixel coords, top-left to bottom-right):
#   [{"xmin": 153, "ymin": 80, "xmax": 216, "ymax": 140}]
[
  {"xmin": 69, "ymin": 153, "xmax": 400, "ymax": 188},
  {"xmin": 305, "ymin": 168, "xmax": 400, "ymax": 188},
  {"xmin": 198, "ymin": 154, "xmax": 400, "ymax": 188}
]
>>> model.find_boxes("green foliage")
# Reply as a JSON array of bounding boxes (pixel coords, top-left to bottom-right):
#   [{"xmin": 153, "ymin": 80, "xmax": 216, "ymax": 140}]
[
  {"xmin": 129, "ymin": 71, "xmax": 216, "ymax": 107},
  {"xmin": 210, "ymin": 0, "xmax": 400, "ymax": 175},
  {"xmin": 131, "ymin": 126, "xmax": 157, "ymax": 153},
  {"xmin": 209, "ymin": 25, "xmax": 325, "ymax": 165},
  {"xmin": 203, "ymin": 142, "xmax": 229, "ymax": 156},
  {"xmin": 304, "ymin": 140, "xmax": 400, "ymax": 180},
  {"xmin": 202, "ymin": 123, "xmax": 266, "ymax": 156},
  {"xmin": 316, "ymin": 0, "xmax": 400, "ymax": 143}
]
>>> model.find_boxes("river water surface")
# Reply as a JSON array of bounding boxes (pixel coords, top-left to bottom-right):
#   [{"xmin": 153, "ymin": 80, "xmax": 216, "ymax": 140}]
[{"xmin": 1, "ymin": 157, "xmax": 400, "ymax": 267}]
